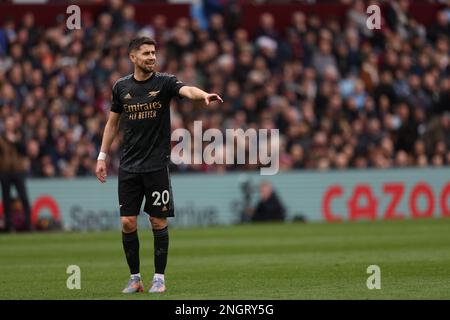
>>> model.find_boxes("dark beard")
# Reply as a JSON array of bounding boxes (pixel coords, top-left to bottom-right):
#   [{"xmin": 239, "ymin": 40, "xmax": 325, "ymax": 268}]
[{"xmin": 137, "ymin": 64, "xmax": 153, "ymax": 74}]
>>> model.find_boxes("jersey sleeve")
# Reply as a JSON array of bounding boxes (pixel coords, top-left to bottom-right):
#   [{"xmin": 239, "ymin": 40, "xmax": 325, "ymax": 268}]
[
  {"xmin": 110, "ymin": 83, "xmax": 123, "ymax": 113},
  {"xmin": 166, "ymin": 75, "xmax": 186, "ymax": 98}
]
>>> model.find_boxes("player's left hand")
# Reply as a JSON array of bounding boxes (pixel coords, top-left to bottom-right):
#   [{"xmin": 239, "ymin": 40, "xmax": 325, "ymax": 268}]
[{"xmin": 204, "ymin": 93, "xmax": 223, "ymax": 105}]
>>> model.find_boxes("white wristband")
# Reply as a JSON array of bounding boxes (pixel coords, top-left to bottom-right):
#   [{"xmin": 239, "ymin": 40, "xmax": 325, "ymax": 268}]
[{"xmin": 97, "ymin": 152, "xmax": 107, "ymax": 161}]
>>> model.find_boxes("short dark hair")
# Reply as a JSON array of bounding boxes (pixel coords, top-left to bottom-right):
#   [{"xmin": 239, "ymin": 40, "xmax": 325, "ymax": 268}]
[{"xmin": 128, "ymin": 37, "xmax": 157, "ymax": 54}]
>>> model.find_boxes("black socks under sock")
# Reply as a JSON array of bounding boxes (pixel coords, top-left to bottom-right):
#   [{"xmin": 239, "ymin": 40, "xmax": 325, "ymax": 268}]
[
  {"xmin": 122, "ymin": 227, "xmax": 169, "ymax": 276},
  {"xmin": 153, "ymin": 226, "xmax": 169, "ymax": 274},
  {"xmin": 122, "ymin": 230, "xmax": 140, "ymax": 275}
]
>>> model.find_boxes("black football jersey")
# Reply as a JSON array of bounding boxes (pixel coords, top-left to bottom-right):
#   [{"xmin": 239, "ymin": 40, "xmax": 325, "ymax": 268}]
[{"xmin": 110, "ymin": 72, "xmax": 185, "ymax": 173}]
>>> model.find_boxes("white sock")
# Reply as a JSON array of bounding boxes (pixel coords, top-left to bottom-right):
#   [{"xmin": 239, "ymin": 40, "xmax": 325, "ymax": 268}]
[
  {"xmin": 131, "ymin": 273, "xmax": 141, "ymax": 279},
  {"xmin": 154, "ymin": 273, "xmax": 164, "ymax": 281}
]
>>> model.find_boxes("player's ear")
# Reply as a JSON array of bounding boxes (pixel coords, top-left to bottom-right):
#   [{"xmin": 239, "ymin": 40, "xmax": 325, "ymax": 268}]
[{"xmin": 129, "ymin": 51, "xmax": 136, "ymax": 63}]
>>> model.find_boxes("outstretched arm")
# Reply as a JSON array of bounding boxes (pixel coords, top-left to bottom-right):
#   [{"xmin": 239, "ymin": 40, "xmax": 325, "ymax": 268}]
[
  {"xmin": 179, "ymin": 86, "xmax": 223, "ymax": 105},
  {"xmin": 96, "ymin": 111, "xmax": 121, "ymax": 183}
]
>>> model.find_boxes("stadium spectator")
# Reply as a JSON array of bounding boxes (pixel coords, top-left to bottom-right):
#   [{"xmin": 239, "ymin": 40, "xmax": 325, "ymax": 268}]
[
  {"xmin": 0, "ymin": 2, "xmax": 449, "ymax": 177},
  {"xmin": 251, "ymin": 181, "xmax": 286, "ymax": 222},
  {"xmin": 0, "ymin": 116, "xmax": 32, "ymax": 232}
]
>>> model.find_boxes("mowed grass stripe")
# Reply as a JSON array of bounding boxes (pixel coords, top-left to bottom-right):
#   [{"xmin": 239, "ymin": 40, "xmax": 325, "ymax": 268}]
[{"xmin": 0, "ymin": 218, "xmax": 449, "ymax": 299}]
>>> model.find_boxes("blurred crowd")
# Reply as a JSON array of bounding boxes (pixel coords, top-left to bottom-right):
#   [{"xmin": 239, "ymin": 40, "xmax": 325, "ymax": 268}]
[{"xmin": 0, "ymin": 0, "xmax": 449, "ymax": 178}]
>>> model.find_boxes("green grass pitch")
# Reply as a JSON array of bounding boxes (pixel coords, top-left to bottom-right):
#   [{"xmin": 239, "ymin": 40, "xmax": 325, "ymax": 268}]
[{"xmin": 1, "ymin": 219, "xmax": 450, "ymax": 299}]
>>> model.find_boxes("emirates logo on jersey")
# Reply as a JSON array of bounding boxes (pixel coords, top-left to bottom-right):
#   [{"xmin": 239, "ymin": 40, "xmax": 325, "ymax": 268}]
[{"xmin": 148, "ymin": 90, "xmax": 160, "ymax": 97}]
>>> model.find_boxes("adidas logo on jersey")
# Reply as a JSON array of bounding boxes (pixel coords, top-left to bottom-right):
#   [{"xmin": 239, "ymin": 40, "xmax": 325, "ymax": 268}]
[
  {"xmin": 124, "ymin": 93, "xmax": 132, "ymax": 100},
  {"xmin": 162, "ymin": 206, "xmax": 168, "ymax": 212}
]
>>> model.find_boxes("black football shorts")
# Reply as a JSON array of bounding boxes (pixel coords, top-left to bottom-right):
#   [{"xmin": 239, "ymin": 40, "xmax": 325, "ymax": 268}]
[{"xmin": 118, "ymin": 166, "xmax": 174, "ymax": 218}]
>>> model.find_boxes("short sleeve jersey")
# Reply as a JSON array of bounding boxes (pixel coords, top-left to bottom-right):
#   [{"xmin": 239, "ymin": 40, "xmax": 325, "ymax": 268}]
[{"xmin": 111, "ymin": 72, "xmax": 185, "ymax": 173}]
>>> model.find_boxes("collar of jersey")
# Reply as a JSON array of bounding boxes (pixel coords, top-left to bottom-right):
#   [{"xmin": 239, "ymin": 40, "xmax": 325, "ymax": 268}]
[{"xmin": 132, "ymin": 72, "xmax": 155, "ymax": 84}]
